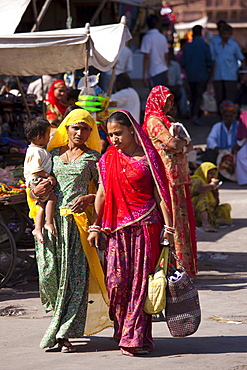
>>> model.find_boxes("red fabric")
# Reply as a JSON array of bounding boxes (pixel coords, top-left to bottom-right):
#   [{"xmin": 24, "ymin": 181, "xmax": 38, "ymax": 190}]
[
  {"xmin": 46, "ymin": 79, "xmax": 67, "ymax": 116},
  {"xmin": 143, "ymin": 85, "xmax": 174, "ymax": 133},
  {"xmin": 102, "ymin": 146, "xmax": 156, "ymax": 233}
]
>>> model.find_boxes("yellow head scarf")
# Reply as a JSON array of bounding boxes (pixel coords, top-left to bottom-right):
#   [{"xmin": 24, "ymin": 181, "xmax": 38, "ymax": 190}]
[
  {"xmin": 192, "ymin": 162, "xmax": 218, "ymax": 184},
  {"xmin": 47, "ymin": 109, "xmax": 101, "ymax": 153}
]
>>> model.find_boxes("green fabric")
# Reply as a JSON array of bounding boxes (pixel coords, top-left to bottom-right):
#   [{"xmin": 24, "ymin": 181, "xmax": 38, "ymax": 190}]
[{"xmin": 36, "ymin": 147, "xmax": 100, "ymax": 348}]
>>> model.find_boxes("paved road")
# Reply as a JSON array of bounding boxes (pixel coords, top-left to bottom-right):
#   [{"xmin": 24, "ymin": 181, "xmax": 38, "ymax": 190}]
[{"xmin": 1, "ymin": 113, "xmax": 247, "ymax": 370}]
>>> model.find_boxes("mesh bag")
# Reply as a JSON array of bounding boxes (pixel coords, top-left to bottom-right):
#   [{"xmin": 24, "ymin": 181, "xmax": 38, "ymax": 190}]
[{"xmin": 165, "ymin": 247, "xmax": 201, "ymax": 337}]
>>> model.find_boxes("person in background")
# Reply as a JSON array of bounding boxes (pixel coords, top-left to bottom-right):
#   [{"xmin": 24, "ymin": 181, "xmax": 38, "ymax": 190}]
[
  {"xmin": 182, "ymin": 25, "xmax": 212, "ymax": 126},
  {"xmin": 190, "ymin": 162, "xmax": 232, "ymax": 232},
  {"xmin": 210, "ymin": 23, "xmax": 246, "ymax": 109},
  {"xmin": 4, "ymin": 76, "xmax": 21, "ymax": 97},
  {"xmin": 167, "ymin": 50, "xmax": 190, "ymax": 119},
  {"xmin": 88, "ymin": 110, "xmax": 173, "ymax": 356},
  {"xmin": 140, "ymin": 14, "xmax": 169, "ymax": 89},
  {"xmin": 205, "ymin": 100, "xmax": 239, "ymax": 164},
  {"xmin": 67, "ymin": 89, "xmax": 81, "ymax": 106},
  {"xmin": 100, "ymin": 44, "xmax": 133, "ymax": 93},
  {"xmin": 110, "ymin": 73, "xmax": 141, "ymax": 123},
  {"xmin": 46, "ymin": 79, "xmax": 68, "ymax": 131},
  {"xmin": 143, "ymin": 85, "xmax": 197, "ymax": 279},
  {"xmin": 27, "ymin": 75, "xmax": 56, "ymax": 104}
]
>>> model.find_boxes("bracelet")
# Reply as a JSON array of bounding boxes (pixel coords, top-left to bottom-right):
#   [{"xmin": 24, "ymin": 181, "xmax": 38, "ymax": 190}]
[
  {"xmin": 166, "ymin": 229, "xmax": 175, "ymax": 235},
  {"xmin": 88, "ymin": 225, "xmax": 101, "ymax": 233},
  {"xmin": 164, "ymin": 224, "xmax": 175, "ymax": 230},
  {"xmin": 164, "ymin": 225, "xmax": 175, "ymax": 235}
]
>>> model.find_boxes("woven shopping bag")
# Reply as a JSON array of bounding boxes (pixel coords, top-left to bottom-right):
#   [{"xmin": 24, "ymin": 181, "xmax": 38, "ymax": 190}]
[
  {"xmin": 165, "ymin": 247, "xmax": 201, "ymax": 337},
  {"xmin": 144, "ymin": 246, "xmax": 169, "ymax": 315}
]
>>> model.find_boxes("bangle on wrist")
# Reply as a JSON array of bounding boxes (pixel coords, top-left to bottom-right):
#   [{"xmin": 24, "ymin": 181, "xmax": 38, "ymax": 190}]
[{"xmin": 88, "ymin": 224, "xmax": 101, "ymax": 233}]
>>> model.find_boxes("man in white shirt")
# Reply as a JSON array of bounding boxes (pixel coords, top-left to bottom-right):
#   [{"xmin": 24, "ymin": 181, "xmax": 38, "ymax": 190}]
[
  {"xmin": 27, "ymin": 75, "xmax": 56, "ymax": 104},
  {"xmin": 140, "ymin": 14, "xmax": 169, "ymax": 89},
  {"xmin": 110, "ymin": 73, "xmax": 141, "ymax": 123}
]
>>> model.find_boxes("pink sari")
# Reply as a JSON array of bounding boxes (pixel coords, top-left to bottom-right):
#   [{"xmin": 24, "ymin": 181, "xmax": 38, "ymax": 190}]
[{"xmin": 98, "ymin": 110, "xmax": 171, "ymax": 351}]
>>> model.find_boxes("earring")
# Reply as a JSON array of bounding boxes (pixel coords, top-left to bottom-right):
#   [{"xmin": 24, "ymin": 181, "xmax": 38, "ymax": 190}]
[{"xmin": 131, "ymin": 131, "xmax": 134, "ymax": 134}]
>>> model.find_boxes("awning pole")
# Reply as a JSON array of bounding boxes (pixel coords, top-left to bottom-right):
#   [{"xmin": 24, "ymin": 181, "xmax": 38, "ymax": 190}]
[
  {"xmin": 31, "ymin": 0, "xmax": 52, "ymax": 32},
  {"xmin": 84, "ymin": 23, "xmax": 90, "ymax": 89},
  {"xmin": 15, "ymin": 77, "xmax": 31, "ymax": 119},
  {"xmin": 41, "ymin": 76, "xmax": 46, "ymax": 119},
  {"xmin": 107, "ymin": 63, "xmax": 117, "ymax": 97},
  {"xmin": 90, "ymin": 0, "xmax": 107, "ymax": 26}
]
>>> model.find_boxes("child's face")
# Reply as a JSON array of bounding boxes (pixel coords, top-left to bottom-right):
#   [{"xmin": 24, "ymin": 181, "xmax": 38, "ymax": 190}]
[{"xmin": 37, "ymin": 126, "xmax": 51, "ymax": 146}]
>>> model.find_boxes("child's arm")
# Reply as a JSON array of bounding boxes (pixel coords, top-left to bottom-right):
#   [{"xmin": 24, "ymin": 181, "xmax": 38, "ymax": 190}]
[{"xmin": 33, "ymin": 170, "xmax": 56, "ymax": 186}]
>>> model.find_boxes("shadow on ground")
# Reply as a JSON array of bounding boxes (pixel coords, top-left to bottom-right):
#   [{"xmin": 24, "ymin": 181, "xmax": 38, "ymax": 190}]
[{"xmin": 45, "ymin": 334, "xmax": 247, "ymax": 357}]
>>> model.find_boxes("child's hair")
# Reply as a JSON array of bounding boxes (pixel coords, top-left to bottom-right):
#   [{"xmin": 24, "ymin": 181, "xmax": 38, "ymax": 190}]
[{"xmin": 24, "ymin": 117, "xmax": 51, "ymax": 142}]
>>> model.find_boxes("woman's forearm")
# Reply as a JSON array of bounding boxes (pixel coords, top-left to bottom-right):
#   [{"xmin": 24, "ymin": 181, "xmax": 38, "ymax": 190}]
[{"xmin": 93, "ymin": 184, "xmax": 105, "ymax": 225}]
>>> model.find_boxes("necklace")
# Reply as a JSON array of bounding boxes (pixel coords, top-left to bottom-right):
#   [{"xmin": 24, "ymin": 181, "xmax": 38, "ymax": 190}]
[
  {"xmin": 121, "ymin": 144, "xmax": 138, "ymax": 173},
  {"xmin": 65, "ymin": 149, "xmax": 84, "ymax": 163},
  {"xmin": 127, "ymin": 144, "xmax": 138, "ymax": 157}
]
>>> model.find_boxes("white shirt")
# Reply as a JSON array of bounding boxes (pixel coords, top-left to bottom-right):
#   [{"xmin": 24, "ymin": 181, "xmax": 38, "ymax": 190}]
[
  {"xmin": 206, "ymin": 121, "xmax": 239, "ymax": 149},
  {"xmin": 24, "ymin": 144, "xmax": 52, "ymax": 187},
  {"xmin": 106, "ymin": 46, "xmax": 133, "ymax": 76},
  {"xmin": 111, "ymin": 87, "xmax": 141, "ymax": 124},
  {"xmin": 27, "ymin": 75, "xmax": 56, "ymax": 103},
  {"xmin": 140, "ymin": 29, "xmax": 169, "ymax": 77}
]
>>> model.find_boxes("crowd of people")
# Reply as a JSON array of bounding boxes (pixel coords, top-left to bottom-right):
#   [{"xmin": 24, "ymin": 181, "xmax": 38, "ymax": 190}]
[{"xmin": 1, "ymin": 14, "xmax": 246, "ymax": 357}]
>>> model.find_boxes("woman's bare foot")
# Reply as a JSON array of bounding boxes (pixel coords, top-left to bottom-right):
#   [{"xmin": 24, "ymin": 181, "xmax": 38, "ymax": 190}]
[
  {"xmin": 44, "ymin": 223, "xmax": 58, "ymax": 237},
  {"xmin": 32, "ymin": 229, "xmax": 44, "ymax": 243},
  {"xmin": 217, "ymin": 218, "xmax": 231, "ymax": 226},
  {"xmin": 201, "ymin": 224, "xmax": 218, "ymax": 232}
]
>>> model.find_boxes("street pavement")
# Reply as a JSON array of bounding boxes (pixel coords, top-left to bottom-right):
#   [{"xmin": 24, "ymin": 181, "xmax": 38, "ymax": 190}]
[{"xmin": 0, "ymin": 111, "xmax": 247, "ymax": 370}]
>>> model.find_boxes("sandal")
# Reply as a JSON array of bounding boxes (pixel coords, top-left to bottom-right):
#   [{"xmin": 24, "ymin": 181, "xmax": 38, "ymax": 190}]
[
  {"xmin": 57, "ymin": 339, "xmax": 76, "ymax": 353},
  {"xmin": 120, "ymin": 347, "xmax": 149, "ymax": 356}
]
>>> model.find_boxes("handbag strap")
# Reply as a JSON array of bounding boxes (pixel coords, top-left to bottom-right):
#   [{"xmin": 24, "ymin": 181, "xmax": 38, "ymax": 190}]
[
  {"xmin": 154, "ymin": 246, "xmax": 169, "ymax": 275},
  {"xmin": 168, "ymin": 245, "xmax": 186, "ymax": 273}
]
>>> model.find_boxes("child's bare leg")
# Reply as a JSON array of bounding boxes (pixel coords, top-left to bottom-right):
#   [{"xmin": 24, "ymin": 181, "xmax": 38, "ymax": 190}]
[
  {"xmin": 32, "ymin": 203, "xmax": 45, "ymax": 243},
  {"xmin": 44, "ymin": 192, "xmax": 57, "ymax": 237}
]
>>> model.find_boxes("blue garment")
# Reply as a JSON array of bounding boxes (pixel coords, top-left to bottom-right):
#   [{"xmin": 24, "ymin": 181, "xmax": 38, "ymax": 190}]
[
  {"xmin": 210, "ymin": 37, "xmax": 244, "ymax": 81},
  {"xmin": 219, "ymin": 121, "xmax": 238, "ymax": 149},
  {"xmin": 206, "ymin": 120, "xmax": 239, "ymax": 150},
  {"xmin": 181, "ymin": 37, "xmax": 212, "ymax": 82}
]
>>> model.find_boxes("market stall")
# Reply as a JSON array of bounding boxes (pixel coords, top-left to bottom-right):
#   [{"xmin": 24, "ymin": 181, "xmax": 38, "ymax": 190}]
[{"xmin": 0, "ymin": 18, "xmax": 132, "ymax": 287}]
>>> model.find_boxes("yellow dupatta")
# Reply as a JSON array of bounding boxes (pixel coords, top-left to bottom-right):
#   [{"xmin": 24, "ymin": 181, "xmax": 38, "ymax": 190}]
[
  {"xmin": 27, "ymin": 109, "xmax": 112, "ymax": 335},
  {"xmin": 191, "ymin": 161, "xmax": 218, "ymax": 206}
]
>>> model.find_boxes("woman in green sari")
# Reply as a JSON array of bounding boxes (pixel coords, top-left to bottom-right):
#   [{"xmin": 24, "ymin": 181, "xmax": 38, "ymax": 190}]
[
  {"xmin": 28, "ymin": 109, "xmax": 112, "ymax": 352},
  {"xmin": 190, "ymin": 162, "xmax": 232, "ymax": 232}
]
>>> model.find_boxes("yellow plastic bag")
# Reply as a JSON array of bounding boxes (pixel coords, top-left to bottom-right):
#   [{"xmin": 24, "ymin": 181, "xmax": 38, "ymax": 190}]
[{"xmin": 144, "ymin": 246, "xmax": 169, "ymax": 315}]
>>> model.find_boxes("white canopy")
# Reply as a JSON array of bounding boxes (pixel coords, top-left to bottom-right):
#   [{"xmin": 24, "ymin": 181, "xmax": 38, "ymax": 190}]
[
  {"xmin": 0, "ymin": 0, "xmax": 31, "ymax": 35},
  {"xmin": 175, "ymin": 16, "xmax": 208, "ymax": 31},
  {"xmin": 0, "ymin": 21, "xmax": 132, "ymax": 76}
]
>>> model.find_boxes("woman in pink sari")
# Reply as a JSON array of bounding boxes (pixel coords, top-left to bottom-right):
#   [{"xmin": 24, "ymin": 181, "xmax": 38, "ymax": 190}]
[
  {"xmin": 143, "ymin": 85, "xmax": 197, "ymax": 278},
  {"xmin": 88, "ymin": 110, "xmax": 173, "ymax": 356}
]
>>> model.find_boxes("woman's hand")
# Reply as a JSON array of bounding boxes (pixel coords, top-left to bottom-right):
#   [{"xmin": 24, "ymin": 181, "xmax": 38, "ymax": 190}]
[
  {"xmin": 71, "ymin": 194, "xmax": 95, "ymax": 213},
  {"xmin": 33, "ymin": 179, "xmax": 53, "ymax": 198},
  {"xmin": 87, "ymin": 231, "xmax": 100, "ymax": 249},
  {"xmin": 160, "ymin": 229, "xmax": 174, "ymax": 246}
]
